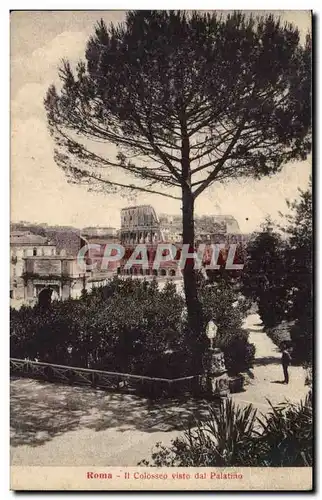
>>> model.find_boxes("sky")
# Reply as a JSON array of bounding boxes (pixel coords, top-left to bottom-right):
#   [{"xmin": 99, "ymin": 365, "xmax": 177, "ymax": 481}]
[{"xmin": 11, "ymin": 10, "xmax": 312, "ymax": 232}]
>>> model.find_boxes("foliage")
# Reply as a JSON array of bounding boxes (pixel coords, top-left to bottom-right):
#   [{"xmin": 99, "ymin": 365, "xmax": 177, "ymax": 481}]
[
  {"xmin": 45, "ymin": 10, "xmax": 311, "ymax": 336},
  {"xmin": 242, "ymin": 218, "xmax": 288, "ymax": 328},
  {"xmin": 281, "ymin": 181, "xmax": 312, "ymax": 363},
  {"xmin": 11, "ymin": 278, "xmax": 186, "ymax": 376},
  {"xmin": 256, "ymin": 393, "xmax": 313, "ymax": 466},
  {"xmin": 140, "ymin": 395, "xmax": 312, "ymax": 466},
  {"xmin": 140, "ymin": 399, "xmax": 259, "ymax": 466},
  {"xmin": 289, "ymin": 318, "xmax": 313, "ymax": 364},
  {"xmin": 11, "ymin": 276, "xmax": 255, "ymax": 377},
  {"xmin": 242, "ymin": 183, "xmax": 312, "ymax": 363},
  {"xmin": 304, "ymin": 365, "xmax": 312, "ymax": 387},
  {"xmin": 265, "ymin": 321, "xmax": 294, "ymax": 350},
  {"xmin": 197, "ymin": 276, "xmax": 255, "ymax": 374},
  {"xmin": 45, "ymin": 11, "xmax": 311, "ymax": 196}
]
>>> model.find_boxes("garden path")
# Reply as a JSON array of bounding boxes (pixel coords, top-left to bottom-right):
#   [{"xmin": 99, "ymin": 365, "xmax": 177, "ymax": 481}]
[{"xmin": 232, "ymin": 313, "xmax": 308, "ymax": 410}]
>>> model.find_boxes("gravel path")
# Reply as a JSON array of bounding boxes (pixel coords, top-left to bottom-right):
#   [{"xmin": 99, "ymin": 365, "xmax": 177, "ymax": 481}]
[{"xmin": 232, "ymin": 313, "xmax": 308, "ymax": 410}]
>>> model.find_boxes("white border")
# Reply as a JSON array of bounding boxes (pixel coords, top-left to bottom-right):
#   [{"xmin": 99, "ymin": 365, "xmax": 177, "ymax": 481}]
[{"xmin": 2, "ymin": 2, "xmax": 319, "ymax": 499}]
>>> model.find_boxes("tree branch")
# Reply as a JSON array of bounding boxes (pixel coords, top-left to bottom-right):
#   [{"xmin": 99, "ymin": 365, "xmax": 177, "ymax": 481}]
[{"xmin": 193, "ymin": 116, "xmax": 247, "ymax": 198}]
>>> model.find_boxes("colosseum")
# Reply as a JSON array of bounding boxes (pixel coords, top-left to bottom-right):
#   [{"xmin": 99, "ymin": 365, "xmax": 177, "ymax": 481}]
[{"xmin": 119, "ymin": 205, "xmax": 245, "ymax": 279}]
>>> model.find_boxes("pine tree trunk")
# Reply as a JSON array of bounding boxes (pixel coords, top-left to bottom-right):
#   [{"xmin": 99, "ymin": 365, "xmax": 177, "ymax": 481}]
[
  {"xmin": 180, "ymin": 116, "xmax": 204, "ymax": 351},
  {"xmin": 181, "ymin": 180, "xmax": 203, "ymax": 339}
]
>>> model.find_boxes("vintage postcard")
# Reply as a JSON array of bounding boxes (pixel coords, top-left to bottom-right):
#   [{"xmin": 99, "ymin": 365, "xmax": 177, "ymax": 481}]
[{"xmin": 10, "ymin": 10, "xmax": 313, "ymax": 491}]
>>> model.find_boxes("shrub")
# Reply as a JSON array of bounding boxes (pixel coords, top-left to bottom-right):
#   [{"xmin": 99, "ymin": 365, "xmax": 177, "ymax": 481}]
[
  {"xmin": 265, "ymin": 321, "xmax": 293, "ymax": 348},
  {"xmin": 10, "ymin": 277, "xmax": 188, "ymax": 377},
  {"xmin": 257, "ymin": 394, "xmax": 313, "ymax": 466},
  {"xmin": 220, "ymin": 330, "xmax": 256, "ymax": 375},
  {"xmin": 11, "ymin": 275, "xmax": 255, "ymax": 378},
  {"xmin": 140, "ymin": 395, "xmax": 312, "ymax": 467},
  {"xmin": 290, "ymin": 316, "xmax": 313, "ymax": 364},
  {"xmin": 139, "ymin": 399, "xmax": 260, "ymax": 467},
  {"xmin": 197, "ymin": 277, "xmax": 255, "ymax": 375},
  {"xmin": 304, "ymin": 364, "xmax": 312, "ymax": 387}
]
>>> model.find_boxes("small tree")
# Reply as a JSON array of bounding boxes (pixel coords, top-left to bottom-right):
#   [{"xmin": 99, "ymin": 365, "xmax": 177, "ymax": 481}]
[
  {"xmin": 242, "ymin": 218, "xmax": 288, "ymax": 327},
  {"xmin": 281, "ymin": 181, "xmax": 312, "ymax": 362},
  {"xmin": 45, "ymin": 10, "xmax": 311, "ymax": 336},
  {"xmin": 198, "ymin": 276, "xmax": 255, "ymax": 373},
  {"xmin": 242, "ymin": 183, "xmax": 312, "ymax": 362}
]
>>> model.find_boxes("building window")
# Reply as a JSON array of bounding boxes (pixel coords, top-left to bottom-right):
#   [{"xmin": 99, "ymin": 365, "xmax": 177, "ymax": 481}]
[
  {"xmin": 33, "ymin": 248, "xmax": 37, "ymax": 256},
  {"xmin": 10, "ymin": 290, "xmax": 13, "ymax": 299}
]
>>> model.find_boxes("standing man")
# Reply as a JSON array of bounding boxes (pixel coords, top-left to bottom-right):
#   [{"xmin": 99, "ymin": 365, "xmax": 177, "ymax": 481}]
[{"xmin": 281, "ymin": 342, "xmax": 292, "ymax": 384}]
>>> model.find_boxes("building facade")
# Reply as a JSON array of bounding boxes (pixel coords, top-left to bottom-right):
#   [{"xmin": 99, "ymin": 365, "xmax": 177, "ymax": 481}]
[
  {"xmin": 120, "ymin": 205, "xmax": 244, "ymax": 245},
  {"xmin": 118, "ymin": 205, "xmax": 246, "ymax": 280},
  {"xmin": 10, "ymin": 230, "xmax": 114, "ymax": 308},
  {"xmin": 10, "ymin": 231, "xmax": 57, "ymax": 301},
  {"xmin": 120, "ymin": 205, "xmax": 163, "ymax": 244},
  {"xmin": 10, "ymin": 210, "xmax": 246, "ymax": 307}
]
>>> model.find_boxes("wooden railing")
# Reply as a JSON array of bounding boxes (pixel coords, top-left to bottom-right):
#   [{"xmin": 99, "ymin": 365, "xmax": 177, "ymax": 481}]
[{"xmin": 10, "ymin": 358, "xmax": 201, "ymax": 398}]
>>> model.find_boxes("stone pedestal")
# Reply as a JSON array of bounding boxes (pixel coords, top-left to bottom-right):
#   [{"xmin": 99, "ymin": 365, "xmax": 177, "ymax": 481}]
[{"xmin": 201, "ymin": 348, "xmax": 230, "ymax": 398}]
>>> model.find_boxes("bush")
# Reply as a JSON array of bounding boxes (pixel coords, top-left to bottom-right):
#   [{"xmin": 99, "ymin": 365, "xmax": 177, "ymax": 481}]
[
  {"xmin": 220, "ymin": 330, "xmax": 256, "ymax": 375},
  {"xmin": 139, "ymin": 399, "xmax": 259, "ymax": 467},
  {"xmin": 197, "ymin": 277, "xmax": 255, "ymax": 375},
  {"xmin": 266, "ymin": 321, "xmax": 293, "ymax": 348},
  {"xmin": 290, "ymin": 316, "xmax": 313, "ymax": 364},
  {"xmin": 10, "ymin": 277, "xmax": 189, "ymax": 377},
  {"xmin": 242, "ymin": 187, "xmax": 312, "ymax": 365},
  {"xmin": 11, "ymin": 275, "xmax": 255, "ymax": 379},
  {"xmin": 265, "ymin": 317, "xmax": 312, "ymax": 366},
  {"xmin": 139, "ymin": 395, "xmax": 313, "ymax": 467},
  {"xmin": 257, "ymin": 394, "xmax": 313, "ymax": 466}
]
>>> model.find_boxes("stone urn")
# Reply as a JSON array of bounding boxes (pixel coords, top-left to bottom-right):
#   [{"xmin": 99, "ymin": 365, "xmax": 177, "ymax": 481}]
[{"xmin": 201, "ymin": 348, "xmax": 230, "ymax": 398}]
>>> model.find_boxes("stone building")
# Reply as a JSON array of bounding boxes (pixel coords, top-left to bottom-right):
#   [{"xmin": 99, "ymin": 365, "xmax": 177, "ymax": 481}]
[
  {"xmin": 80, "ymin": 226, "xmax": 120, "ymax": 275},
  {"xmin": 120, "ymin": 243, "xmax": 183, "ymax": 279},
  {"xmin": 23, "ymin": 255, "xmax": 86, "ymax": 304},
  {"xmin": 195, "ymin": 214, "xmax": 243, "ymax": 244},
  {"xmin": 120, "ymin": 205, "xmax": 163, "ymax": 244},
  {"xmin": 10, "ymin": 231, "xmax": 56, "ymax": 300},
  {"xmin": 159, "ymin": 213, "xmax": 244, "ymax": 244},
  {"xmin": 158, "ymin": 214, "xmax": 182, "ymax": 243},
  {"xmin": 121, "ymin": 206, "xmax": 244, "ymax": 245},
  {"xmin": 118, "ymin": 205, "xmax": 246, "ymax": 280},
  {"xmin": 19, "ymin": 253, "xmax": 113, "ymax": 308},
  {"xmin": 10, "ymin": 229, "xmax": 113, "ymax": 308}
]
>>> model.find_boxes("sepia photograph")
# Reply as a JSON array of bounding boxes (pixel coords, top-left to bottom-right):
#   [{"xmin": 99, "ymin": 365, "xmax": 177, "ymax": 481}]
[{"xmin": 10, "ymin": 9, "xmax": 312, "ymax": 491}]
